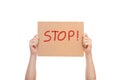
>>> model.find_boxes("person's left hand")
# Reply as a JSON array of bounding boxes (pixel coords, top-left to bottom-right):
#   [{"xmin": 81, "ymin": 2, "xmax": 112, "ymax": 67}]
[{"xmin": 82, "ymin": 34, "xmax": 92, "ymax": 55}]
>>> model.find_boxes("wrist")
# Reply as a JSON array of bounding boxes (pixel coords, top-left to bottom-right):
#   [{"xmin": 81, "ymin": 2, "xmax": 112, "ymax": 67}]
[
  {"xmin": 85, "ymin": 51, "xmax": 92, "ymax": 55},
  {"xmin": 85, "ymin": 52, "xmax": 92, "ymax": 58},
  {"xmin": 30, "ymin": 51, "xmax": 37, "ymax": 56},
  {"xmin": 30, "ymin": 54, "xmax": 37, "ymax": 59}
]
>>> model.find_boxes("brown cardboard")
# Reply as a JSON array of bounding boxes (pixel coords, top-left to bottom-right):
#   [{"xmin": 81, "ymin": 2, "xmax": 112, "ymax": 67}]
[{"xmin": 38, "ymin": 22, "xmax": 84, "ymax": 56}]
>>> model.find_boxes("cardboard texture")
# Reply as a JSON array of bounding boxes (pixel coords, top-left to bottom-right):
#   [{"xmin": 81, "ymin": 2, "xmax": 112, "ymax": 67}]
[{"xmin": 38, "ymin": 22, "xmax": 84, "ymax": 56}]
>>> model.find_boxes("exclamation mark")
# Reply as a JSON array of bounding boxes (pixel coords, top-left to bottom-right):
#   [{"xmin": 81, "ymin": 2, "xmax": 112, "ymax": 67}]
[{"xmin": 77, "ymin": 30, "xmax": 79, "ymax": 41}]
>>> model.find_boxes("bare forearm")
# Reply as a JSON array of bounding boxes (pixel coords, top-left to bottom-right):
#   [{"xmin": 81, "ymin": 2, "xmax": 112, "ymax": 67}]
[
  {"xmin": 25, "ymin": 55, "xmax": 37, "ymax": 80},
  {"xmin": 85, "ymin": 53, "xmax": 96, "ymax": 80}
]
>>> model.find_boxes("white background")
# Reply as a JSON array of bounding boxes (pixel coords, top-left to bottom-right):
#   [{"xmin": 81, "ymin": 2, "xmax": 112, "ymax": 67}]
[{"xmin": 0, "ymin": 0, "xmax": 120, "ymax": 80}]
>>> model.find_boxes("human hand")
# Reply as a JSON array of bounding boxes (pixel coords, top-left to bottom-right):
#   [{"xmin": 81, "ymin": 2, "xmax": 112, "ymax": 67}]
[
  {"xmin": 29, "ymin": 35, "xmax": 39, "ymax": 55},
  {"xmin": 82, "ymin": 34, "xmax": 92, "ymax": 55}
]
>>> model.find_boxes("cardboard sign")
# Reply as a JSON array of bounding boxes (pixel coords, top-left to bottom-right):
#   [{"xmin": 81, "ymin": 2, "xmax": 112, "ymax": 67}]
[{"xmin": 38, "ymin": 22, "xmax": 84, "ymax": 56}]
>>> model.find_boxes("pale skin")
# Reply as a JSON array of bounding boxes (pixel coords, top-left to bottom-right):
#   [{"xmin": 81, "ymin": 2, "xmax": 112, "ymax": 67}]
[{"xmin": 25, "ymin": 34, "xmax": 96, "ymax": 80}]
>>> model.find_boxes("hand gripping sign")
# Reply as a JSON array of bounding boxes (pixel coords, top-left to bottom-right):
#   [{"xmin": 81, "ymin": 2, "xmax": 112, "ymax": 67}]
[{"xmin": 38, "ymin": 22, "xmax": 84, "ymax": 56}]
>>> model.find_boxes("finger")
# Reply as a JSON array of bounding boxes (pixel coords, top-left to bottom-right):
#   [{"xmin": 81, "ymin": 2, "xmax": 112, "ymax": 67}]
[
  {"xmin": 84, "ymin": 33, "xmax": 88, "ymax": 37},
  {"xmin": 34, "ymin": 35, "xmax": 39, "ymax": 39},
  {"xmin": 32, "ymin": 39, "xmax": 37, "ymax": 43},
  {"xmin": 84, "ymin": 37, "xmax": 88, "ymax": 41},
  {"xmin": 83, "ymin": 35, "xmax": 89, "ymax": 39},
  {"xmin": 84, "ymin": 42, "xmax": 88, "ymax": 48},
  {"xmin": 30, "ymin": 39, "xmax": 38, "ymax": 45},
  {"xmin": 83, "ymin": 39, "xmax": 89, "ymax": 48},
  {"xmin": 84, "ymin": 44, "xmax": 88, "ymax": 48},
  {"xmin": 83, "ymin": 36, "xmax": 88, "ymax": 42},
  {"xmin": 33, "ymin": 37, "xmax": 38, "ymax": 41},
  {"xmin": 84, "ymin": 40, "xmax": 88, "ymax": 43},
  {"xmin": 31, "ymin": 42, "xmax": 38, "ymax": 49},
  {"xmin": 83, "ymin": 43, "xmax": 88, "ymax": 48},
  {"xmin": 82, "ymin": 33, "xmax": 87, "ymax": 37},
  {"xmin": 83, "ymin": 40, "xmax": 88, "ymax": 46},
  {"xmin": 33, "ymin": 36, "xmax": 38, "ymax": 40},
  {"xmin": 29, "ymin": 40, "xmax": 34, "ymax": 47}
]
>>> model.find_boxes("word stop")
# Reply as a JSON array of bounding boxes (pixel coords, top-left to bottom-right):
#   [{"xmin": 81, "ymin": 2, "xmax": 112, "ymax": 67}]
[{"xmin": 44, "ymin": 30, "xmax": 79, "ymax": 42}]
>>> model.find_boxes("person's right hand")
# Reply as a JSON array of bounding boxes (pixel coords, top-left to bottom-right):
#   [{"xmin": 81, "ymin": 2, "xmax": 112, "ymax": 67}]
[{"xmin": 29, "ymin": 35, "xmax": 39, "ymax": 55}]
